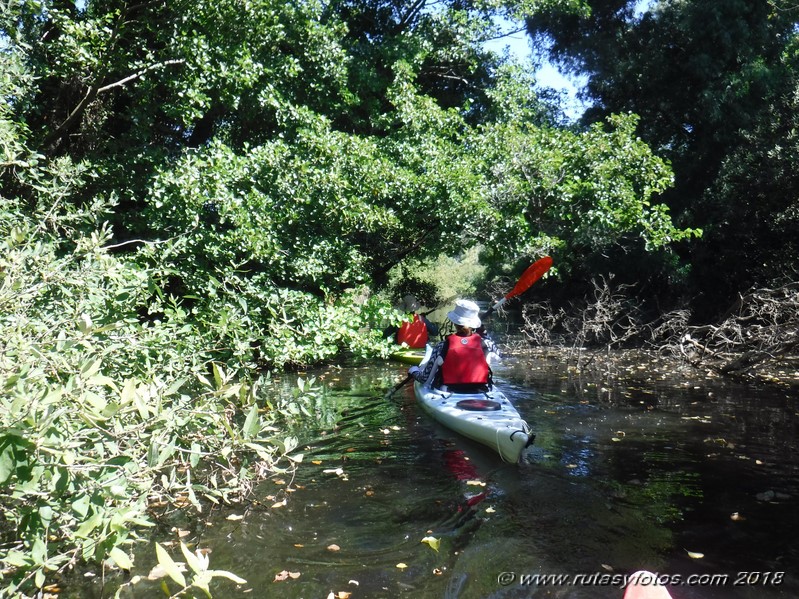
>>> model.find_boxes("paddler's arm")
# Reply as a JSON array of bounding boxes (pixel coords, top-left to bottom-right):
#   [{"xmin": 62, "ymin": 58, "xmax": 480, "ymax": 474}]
[
  {"xmin": 422, "ymin": 315, "xmax": 439, "ymax": 337},
  {"xmin": 408, "ymin": 342, "xmax": 444, "ymax": 383},
  {"xmin": 479, "ymin": 332, "xmax": 500, "ymax": 364}
]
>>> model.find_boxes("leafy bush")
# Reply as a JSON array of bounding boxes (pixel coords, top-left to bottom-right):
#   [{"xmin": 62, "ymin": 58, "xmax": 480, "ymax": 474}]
[{"xmin": 0, "ymin": 191, "xmax": 344, "ymax": 596}]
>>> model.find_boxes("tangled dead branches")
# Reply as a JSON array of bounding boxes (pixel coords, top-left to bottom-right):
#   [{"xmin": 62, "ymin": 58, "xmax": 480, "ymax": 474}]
[
  {"xmin": 521, "ymin": 277, "xmax": 799, "ymax": 382},
  {"xmin": 522, "ymin": 275, "xmax": 643, "ymax": 347},
  {"xmin": 676, "ymin": 283, "xmax": 799, "ymax": 374}
]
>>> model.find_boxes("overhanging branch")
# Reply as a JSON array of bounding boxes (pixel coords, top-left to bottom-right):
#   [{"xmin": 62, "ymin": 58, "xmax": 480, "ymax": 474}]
[{"xmin": 42, "ymin": 58, "xmax": 185, "ymax": 149}]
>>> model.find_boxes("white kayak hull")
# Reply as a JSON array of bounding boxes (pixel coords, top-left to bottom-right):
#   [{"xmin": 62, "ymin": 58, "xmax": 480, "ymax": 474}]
[{"xmin": 413, "ymin": 382, "xmax": 532, "ymax": 463}]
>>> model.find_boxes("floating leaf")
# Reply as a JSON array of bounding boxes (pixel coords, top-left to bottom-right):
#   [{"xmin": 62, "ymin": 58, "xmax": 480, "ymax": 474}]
[
  {"xmin": 226, "ymin": 514, "xmax": 244, "ymax": 521},
  {"xmin": 327, "ymin": 544, "xmax": 341, "ymax": 552},
  {"xmin": 421, "ymin": 536, "xmax": 440, "ymax": 552},
  {"xmin": 271, "ymin": 499, "xmax": 287, "ymax": 508},
  {"xmin": 274, "ymin": 570, "xmax": 301, "ymax": 582}
]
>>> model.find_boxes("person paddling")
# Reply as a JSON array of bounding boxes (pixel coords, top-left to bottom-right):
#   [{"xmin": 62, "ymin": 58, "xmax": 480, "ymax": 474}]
[
  {"xmin": 393, "ymin": 294, "xmax": 438, "ymax": 349},
  {"xmin": 407, "ymin": 299, "xmax": 498, "ymax": 393}
]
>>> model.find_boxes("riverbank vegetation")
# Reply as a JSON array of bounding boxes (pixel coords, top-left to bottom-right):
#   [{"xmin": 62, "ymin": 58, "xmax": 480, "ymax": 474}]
[{"xmin": 1, "ymin": 0, "xmax": 797, "ymax": 596}]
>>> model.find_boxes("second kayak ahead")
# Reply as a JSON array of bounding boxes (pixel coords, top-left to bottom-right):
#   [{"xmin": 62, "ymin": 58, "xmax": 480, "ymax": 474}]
[{"xmin": 389, "ymin": 347, "xmax": 426, "ymax": 365}]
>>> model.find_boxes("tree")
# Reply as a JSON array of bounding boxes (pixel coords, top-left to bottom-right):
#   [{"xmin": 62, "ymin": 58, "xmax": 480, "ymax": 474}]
[
  {"xmin": 526, "ymin": 0, "xmax": 799, "ymax": 316},
  {"xmin": 475, "ymin": 110, "xmax": 697, "ymax": 282},
  {"xmin": 1, "ymin": 0, "xmax": 693, "ymax": 364}
]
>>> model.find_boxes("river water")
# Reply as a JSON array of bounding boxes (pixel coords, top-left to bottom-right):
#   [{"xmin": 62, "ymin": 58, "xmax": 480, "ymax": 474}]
[{"xmin": 113, "ymin": 349, "xmax": 798, "ymax": 598}]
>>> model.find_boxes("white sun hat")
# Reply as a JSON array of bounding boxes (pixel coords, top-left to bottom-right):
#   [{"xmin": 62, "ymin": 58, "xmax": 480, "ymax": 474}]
[{"xmin": 447, "ymin": 299, "xmax": 481, "ymax": 328}]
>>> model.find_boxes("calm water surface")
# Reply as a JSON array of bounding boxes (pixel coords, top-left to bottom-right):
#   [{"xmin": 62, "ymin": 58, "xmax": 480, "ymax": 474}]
[{"xmin": 115, "ymin": 351, "xmax": 799, "ymax": 598}]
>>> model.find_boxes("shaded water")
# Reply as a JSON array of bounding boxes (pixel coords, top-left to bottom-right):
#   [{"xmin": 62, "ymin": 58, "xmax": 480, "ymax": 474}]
[{"xmin": 111, "ymin": 352, "xmax": 799, "ymax": 598}]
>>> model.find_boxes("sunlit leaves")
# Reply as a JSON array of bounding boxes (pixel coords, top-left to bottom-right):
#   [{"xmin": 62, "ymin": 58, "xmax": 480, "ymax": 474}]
[
  {"xmin": 144, "ymin": 542, "xmax": 246, "ymax": 595},
  {"xmin": 155, "ymin": 543, "xmax": 186, "ymax": 587},
  {"xmin": 477, "ymin": 112, "xmax": 699, "ymax": 270}
]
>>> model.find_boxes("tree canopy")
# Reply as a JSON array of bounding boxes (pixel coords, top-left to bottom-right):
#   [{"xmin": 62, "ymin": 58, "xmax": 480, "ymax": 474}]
[
  {"xmin": 527, "ymin": 0, "xmax": 799, "ymax": 314},
  {"xmin": 1, "ymin": 0, "xmax": 692, "ymax": 359}
]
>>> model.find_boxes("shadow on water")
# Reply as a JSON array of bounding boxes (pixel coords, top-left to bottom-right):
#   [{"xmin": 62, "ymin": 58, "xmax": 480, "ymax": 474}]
[{"xmin": 87, "ymin": 353, "xmax": 799, "ymax": 598}]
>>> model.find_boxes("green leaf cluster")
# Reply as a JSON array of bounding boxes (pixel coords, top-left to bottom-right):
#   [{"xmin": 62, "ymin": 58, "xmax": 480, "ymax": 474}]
[
  {"xmin": 475, "ymin": 112, "xmax": 699, "ymax": 272},
  {"xmin": 0, "ymin": 193, "xmax": 311, "ymax": 595},
  {"xmin": 0, "ymin": 1, "xmax": 705, "ymax": 592}
]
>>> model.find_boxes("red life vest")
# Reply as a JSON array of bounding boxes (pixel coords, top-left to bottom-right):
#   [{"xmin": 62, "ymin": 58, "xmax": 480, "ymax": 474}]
[
  {"xmin": 441, "ymin": 334, "xmax": 489, "ymax": 385},
  {"xmin": 396, "ymin": 313, "xmax": 428, "ymax": 348}
]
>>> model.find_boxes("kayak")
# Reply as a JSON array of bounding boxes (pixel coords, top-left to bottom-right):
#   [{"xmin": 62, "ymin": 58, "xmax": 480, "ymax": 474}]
[
  {"xmin": 413, "ymin": 381, "xmax": 533, "ymax": 463},
  {"xmin": 389, "ymin": 347, "xmax": 426, "ymax": 365}
]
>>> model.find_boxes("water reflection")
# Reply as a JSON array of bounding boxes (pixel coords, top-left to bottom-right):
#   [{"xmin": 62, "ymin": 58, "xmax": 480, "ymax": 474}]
[{"xmin": 76, "ymin": 354, "xmax": 799, "ymax": 598}]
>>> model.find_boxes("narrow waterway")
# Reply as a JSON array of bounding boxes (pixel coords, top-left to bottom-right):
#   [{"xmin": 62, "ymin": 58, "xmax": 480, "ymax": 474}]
[{"xmin": 111, "ymin": 350, "xmax": 798, "ymax": 598}]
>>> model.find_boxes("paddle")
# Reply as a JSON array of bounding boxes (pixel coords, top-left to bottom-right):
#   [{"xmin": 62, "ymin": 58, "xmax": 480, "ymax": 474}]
[
  {"xmin": 480, "ymin": 255, "xmax": 553, "ymax": 321},
  {"xmin": 387, "ymin": 374, "xmax": 414, "ymax": 398},
  {"xmin": 386, "ymin": 256, "xmax": 552, "ymax": 398}
]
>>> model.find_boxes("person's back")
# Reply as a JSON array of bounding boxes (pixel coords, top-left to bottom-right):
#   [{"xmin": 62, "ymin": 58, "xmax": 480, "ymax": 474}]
[
  {"xmin": 394, "ymin": 294, "xmax": 438, "ymax": 348},
  {"xmin": 396, "ymin": 312, "xmax": 429, "ymax": 348},
  {"xmin": 440, "ymin": 331, "xmax": 490, "ymax": 392},
  {"xmin": 408, "ymin": 299, "xmax": 496, "ymax": 392}
]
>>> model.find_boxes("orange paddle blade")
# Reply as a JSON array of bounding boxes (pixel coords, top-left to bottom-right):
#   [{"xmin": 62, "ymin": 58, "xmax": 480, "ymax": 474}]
[{"xmin": 505, "ymin": 256, "xmax": 552, "ymax": 300}]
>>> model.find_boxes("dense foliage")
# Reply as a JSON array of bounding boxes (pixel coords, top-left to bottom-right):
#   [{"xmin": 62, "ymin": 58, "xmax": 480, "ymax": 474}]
[
  {"xmin": 527, "ymin": 0, "xmax": 799, "ymax": 315},
  {"xmin": 0, "ymin": 192, "xmax": 322, "ymax": 595},
  {"xmin": 1, "ymin": 0, "xmax": 699, "ymax": 595}
]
